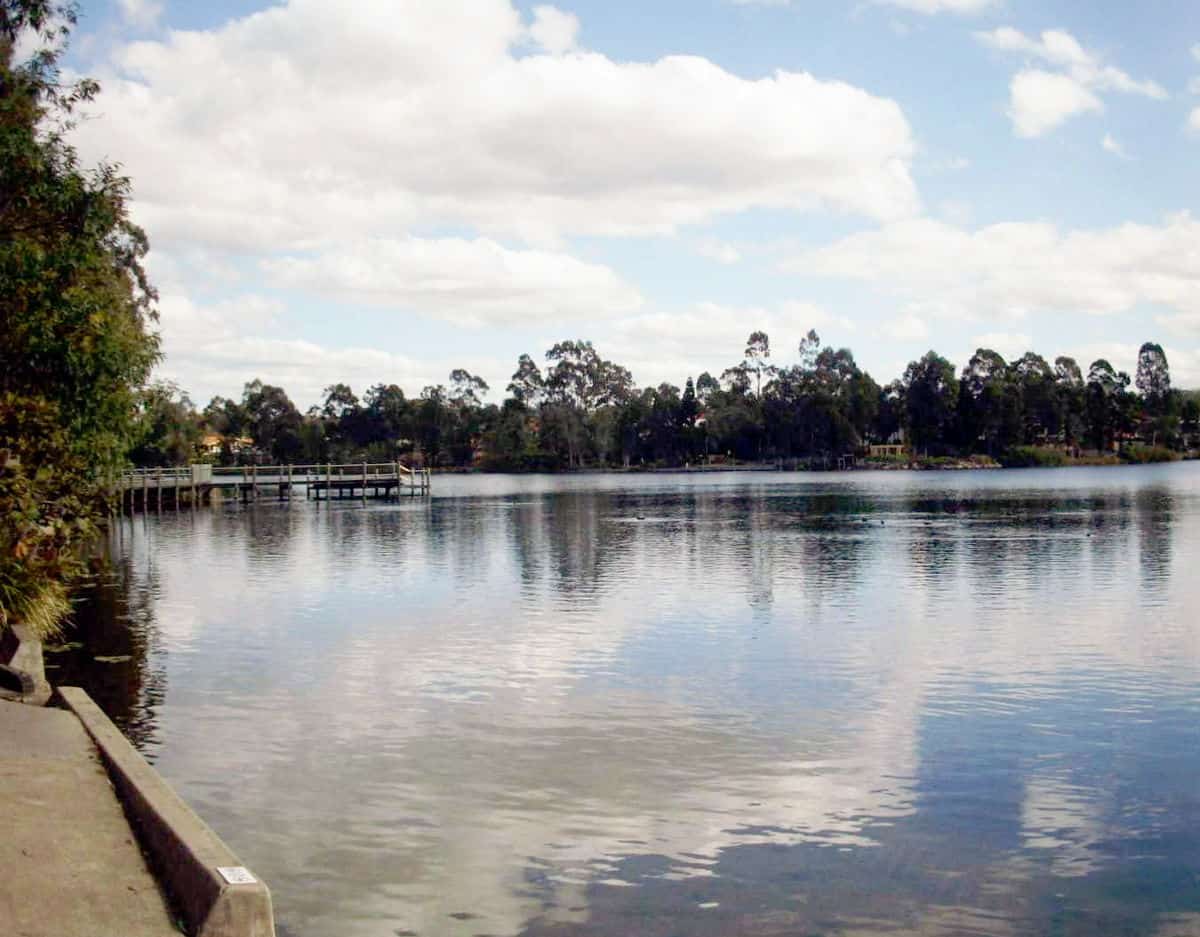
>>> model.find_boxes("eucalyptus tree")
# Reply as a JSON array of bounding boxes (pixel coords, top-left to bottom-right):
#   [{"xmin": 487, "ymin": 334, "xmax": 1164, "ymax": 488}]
[
  {"xmin": 1054, "ymin": 357, "xmax": 1086, "ymax": 444},
  {"xmin": 695, "ymin": 371, "xmax": 720, "ymax": 405},
  {"xmin": 542, "ymin": 340, "xmax": 634, "ymax": 468},
  {"xmin": 1135, "ymin": 343, "xmax": 1177, "ymax": 445},
  {"xmin": 1010, "ymin": 352, "xmax": 1058, "ymax": 443},
  {"xmin": 363, "ymin": 383, "xmax": 408, "ymax": 446},
  {"xmin": 957, "ymin": 349, "xmax": 1009, "ymax": 453},
  {"xmin": 901, "ymin": 352, "xmax": 959, "ymax": 454},
  {"xmin": 719, "ymin": 363, "xmax": 752, "ymax": 396},
  {"xmin": 321, "ymin": 383, "xmax": 360, "ymax": 420},
  {"xmin": 743, "ymin": 331, "xmax": 776, "ymax": 398},
  {"xmin": 1085, "ymin": 359, "xmax": 1128, "ymax": 451},
  {"xmin": 414, "ymin": 384, "xmax": 449, "ymax": 465},
  {"xmin": 127, "ymin": 382, "xmax": 201, "ymax": 468},
  {"xmin": 446, "ymin": 369, "xmax": 491, "ymax": 464},
  {"xmin": 507, "ymin": 354, "xmax": 545, "ymax": 407},
  {"xmin": 871, "ymin": 382, "xmax": 904, "ymax": 445},
  {"xmin": 680, "ymin": 377, "xmax": 700, "ymax": 459},
  {"xmin": 779, "ymin": 341, "xmax": 877, "ymax": 458},
  {"xmin": 1135, "ymin": 343, "xmax": 1171, "ymax": 413},
  {"xmin": 449, "ymin": 369, "xmax": 489, "ymax": 409},
  {"xmin": 637, "ymin": 383, "xmax": 684, "ymax": 464},
  {"xmin": 241, "ymin": 380, "xmax": 303, "ymax": 462}
]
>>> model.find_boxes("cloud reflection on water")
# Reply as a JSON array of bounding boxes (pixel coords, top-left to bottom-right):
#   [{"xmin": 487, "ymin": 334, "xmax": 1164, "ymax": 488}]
[{"xmin": 69, "ymin": 466, "xmax": 1200, "ymax": 937}]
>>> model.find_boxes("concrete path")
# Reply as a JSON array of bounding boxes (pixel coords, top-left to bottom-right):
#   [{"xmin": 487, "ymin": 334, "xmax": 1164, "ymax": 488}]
[{"xmin": 0, "ymin": 699, "xmax": 180, "ymax": 937}]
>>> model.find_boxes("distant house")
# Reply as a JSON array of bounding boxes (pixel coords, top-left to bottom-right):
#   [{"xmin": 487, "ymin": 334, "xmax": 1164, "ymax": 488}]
[
  {"xmin": 868, "ymin": 443, "xmax": 908, "ymax": 458},
  {"xmin": 200, "ymin": 433, "xmax": 254, "ymax": 455}
]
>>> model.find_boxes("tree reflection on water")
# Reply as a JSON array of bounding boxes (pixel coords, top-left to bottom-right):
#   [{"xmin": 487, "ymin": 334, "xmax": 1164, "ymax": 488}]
[{"xmin": 63, "ymin": 467, "xmax": 1200, "ymax": 937}]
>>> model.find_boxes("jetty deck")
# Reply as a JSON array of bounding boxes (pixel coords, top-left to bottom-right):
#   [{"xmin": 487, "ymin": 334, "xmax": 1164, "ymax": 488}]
[{"xmin": 117, "ymin": 462, "xmax": 431, "ymax": 513}]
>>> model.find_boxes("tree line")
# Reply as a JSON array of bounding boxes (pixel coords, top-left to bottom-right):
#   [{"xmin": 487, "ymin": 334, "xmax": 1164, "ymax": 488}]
[{"xmin": 134, "ymin": 333, "xmax": 1198, "ymax": 471}]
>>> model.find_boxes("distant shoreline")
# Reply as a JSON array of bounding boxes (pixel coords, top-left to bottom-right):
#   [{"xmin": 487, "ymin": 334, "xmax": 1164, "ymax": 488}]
[{"xmin": 430, "ymin": 456, "xmax": 1195, "ymax": 476}]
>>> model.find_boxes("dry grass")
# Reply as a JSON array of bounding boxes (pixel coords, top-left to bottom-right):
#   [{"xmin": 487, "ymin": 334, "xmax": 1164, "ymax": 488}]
[{"xmin": 2, "ymin": 582, "xmax": 70, "ymax": 642}]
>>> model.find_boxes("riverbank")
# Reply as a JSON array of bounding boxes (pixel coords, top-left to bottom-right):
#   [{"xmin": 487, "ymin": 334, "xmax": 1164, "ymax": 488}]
[
  {"xmin": 427, "ymin": 450, "xmax": 1197, "ymax": 475},
  {"xmin": 0, "ymin": 697, "xmax": 179, "ymax": 937},
  {"xmin": 1, "ymin": 623, "xmax": 275, "ymax": 937},
  {"xmin": 0, "ymin": 689, "xmax": 276, "ymax": 937}
]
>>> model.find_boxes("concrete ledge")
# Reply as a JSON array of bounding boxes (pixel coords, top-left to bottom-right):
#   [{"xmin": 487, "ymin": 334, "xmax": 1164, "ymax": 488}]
[
  {"xmin": 0, "ymin": 661, "xmax": 36, "ymax": 696},
  {"xmin": 0, "ymin": 624, "xmax": 52, "ymax": 706},
  {"xmin": 57, "ymin": 687, "xmax": 276, "ymax": 937}
]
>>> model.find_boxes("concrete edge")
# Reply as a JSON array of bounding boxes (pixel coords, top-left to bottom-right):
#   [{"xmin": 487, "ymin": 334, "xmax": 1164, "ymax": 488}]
[
  {"xmin": 0, "ymin": 624, "xmax": 52, "ymax": 706},
  {"xmin": 56, "ymin": 686, "xmax": 276, "ymax": 937}
]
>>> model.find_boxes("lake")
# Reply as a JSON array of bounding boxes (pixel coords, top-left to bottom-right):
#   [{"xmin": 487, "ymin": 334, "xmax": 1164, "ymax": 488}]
[{"xmin": 55, "ymin": 466, "xmax": 1200, "ymax": 937}]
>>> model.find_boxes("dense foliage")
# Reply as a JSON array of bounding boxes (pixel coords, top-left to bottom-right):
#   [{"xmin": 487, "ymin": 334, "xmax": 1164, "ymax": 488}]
[
  {"xmin": 1, "ymin": 2, "xmax": 159, "ymax": 633},
  {"xmin": 142, "ymin": 335, "xmax": 1195, "ymax": 473}
]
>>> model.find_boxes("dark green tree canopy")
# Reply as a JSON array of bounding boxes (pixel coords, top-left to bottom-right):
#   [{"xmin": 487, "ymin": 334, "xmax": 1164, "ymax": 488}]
[
  {"xmin": 902, "ymin": 351, "xmax": 958, "ymax": 452},
  {"xmin": 2, "ymin": 1, "xmax": 160, "ymax": 631}
]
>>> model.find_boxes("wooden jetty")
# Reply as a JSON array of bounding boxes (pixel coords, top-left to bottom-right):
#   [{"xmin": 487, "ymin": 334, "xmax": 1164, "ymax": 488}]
[{"xmin": 116, "ymin": 463, "xmax": 431, "ymax": 514}]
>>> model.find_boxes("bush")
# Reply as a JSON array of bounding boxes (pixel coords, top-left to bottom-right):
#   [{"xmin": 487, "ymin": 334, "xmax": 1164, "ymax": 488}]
[
  {"xmin": 1121, "ymin": 445, "xmax": 1179, "ymax": 464},
  {"xmin": 998, "ymin": 446, "xmax": 1067, "ymax": 468},
  {"xmin": 0, "ymin": 395, "xmax": 97, "ymax": 638},
  {"xmin": 1, "ymin": 5, "xmax": 159, "ymax": 634}
]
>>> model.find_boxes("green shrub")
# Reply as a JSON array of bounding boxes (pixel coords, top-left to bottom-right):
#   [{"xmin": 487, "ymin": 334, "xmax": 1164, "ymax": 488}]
[
  {"xmin": 1, "ymin": 5, "xmax": 159, "ymax": 635},
  {"xmin": 1121, "ymin": 445, "xmax": 1179, "ymax": 464},
  {"xmin": 0, "ymin": 396, "xmax": 97, "ymax": 638},
  {"xmin": 999, "ymin": 446, "xmax": 1067, "ymax": 468}
]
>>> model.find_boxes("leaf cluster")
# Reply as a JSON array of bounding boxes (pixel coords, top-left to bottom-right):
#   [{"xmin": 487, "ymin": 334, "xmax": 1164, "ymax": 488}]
[{"xmin": 1, "ymin": 2, "xmax": 159, "ymax": 631}]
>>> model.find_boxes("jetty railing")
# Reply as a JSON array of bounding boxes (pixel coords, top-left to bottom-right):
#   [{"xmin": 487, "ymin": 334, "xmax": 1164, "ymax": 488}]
[{"xmin": 115, "ymin": 462, "xmax": 431, "ymax": 512}]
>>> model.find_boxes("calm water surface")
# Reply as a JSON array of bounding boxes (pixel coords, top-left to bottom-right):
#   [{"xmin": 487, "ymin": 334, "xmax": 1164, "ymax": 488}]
[{"xmin": 57, "ymin": 467, "xmax": 1200, "ymax": 937}]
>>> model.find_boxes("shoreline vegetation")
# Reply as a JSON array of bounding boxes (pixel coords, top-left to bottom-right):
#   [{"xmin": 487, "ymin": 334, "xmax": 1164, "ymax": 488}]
[
  {"xmin": 2, "ymin": 4, "xmax": 160, "ymax": 637},
  {"xmin": 141, "ymin": 332, "xmax": 1196, "ymax": 480},
  {"xmin": 427, "ymin": 443, "xmax": 1187, "ymax": 476}
]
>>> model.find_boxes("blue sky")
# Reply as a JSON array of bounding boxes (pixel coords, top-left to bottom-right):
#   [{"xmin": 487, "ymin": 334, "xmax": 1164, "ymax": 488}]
[{"xmin": 59, "ymin": 0, "xmax": 1200, "ymax": 406}]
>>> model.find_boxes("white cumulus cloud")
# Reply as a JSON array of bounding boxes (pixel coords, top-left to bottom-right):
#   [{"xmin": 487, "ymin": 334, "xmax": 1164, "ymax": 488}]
[
  {"xmin": 734, "ymin": 0, "xmax": 997, "ymax": 12},
  {"xmin": 968, "ymin": 332, "xmax": 1033, "ymax": 361},
  {"xmin": 1008, "ymin": 69, "xmax": 1102, "ymax": 137},
  {"xmin": 152, "ymin": 292, "xmax": 505, "ymax": 408},
  {"xmin": 606, "ymin": 301, "xmax": 857, "ymax": 388},
  {"xmin": 73, "ymin": 0, "xmax": 919, "ymax": 252},
  {"xmin": 876, "ymin": 0, "xmax": 999, "ymax": 13},
  {"xmin": 976, "ymin": 27, "xmax": 1167, "ymax": 137},
  {"xmin": 1101, "ymin": 132, "xmax": 1131, "ymax": 158},
  {"xmin": 783, "ymin": 212, "xmax": 1200, "ymax": 327},
  {"xmin": 696, "ymin": 240, "xmax": 743, "ymax": 265},
  {"xmin": 528, "ymin": 5, "xmax": 579, "ymax": 55},
  {"xmin": 261, "ymin": 237, "xmax": 642, "ymax": 327},
  {"xmin": 882, "ymin": 312, "xmax": 929, "ymax": 342},
  {"xmin": 117, "ymin": 0, "xmax": 163, "ymax": 29}
]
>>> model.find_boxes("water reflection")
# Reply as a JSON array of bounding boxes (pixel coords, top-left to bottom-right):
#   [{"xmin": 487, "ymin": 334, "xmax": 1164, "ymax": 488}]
[{"xmin": 63, "ymin": 466, "xmax": 1200, "ymax": 937}]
